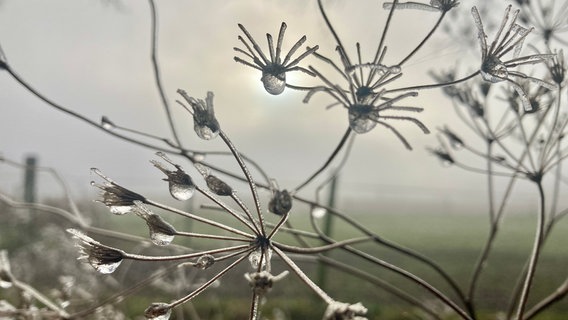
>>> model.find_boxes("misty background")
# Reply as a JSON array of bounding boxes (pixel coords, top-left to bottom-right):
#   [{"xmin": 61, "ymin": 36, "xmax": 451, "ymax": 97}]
[{"xmin": 0, "ymin": 0, "xmax": 548, "ymax": 216}]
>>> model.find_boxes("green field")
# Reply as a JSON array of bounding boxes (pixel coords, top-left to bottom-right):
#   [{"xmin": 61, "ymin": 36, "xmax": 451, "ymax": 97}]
[{"xmin": 2, "ymin": 203, "xmax": 567, "ymax": 319}]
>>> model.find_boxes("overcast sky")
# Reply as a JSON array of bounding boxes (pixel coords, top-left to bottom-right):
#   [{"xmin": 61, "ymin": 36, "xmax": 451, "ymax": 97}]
[{"xmin": 0, "ymin": 0, "xmax": 549, "ymax": 214}]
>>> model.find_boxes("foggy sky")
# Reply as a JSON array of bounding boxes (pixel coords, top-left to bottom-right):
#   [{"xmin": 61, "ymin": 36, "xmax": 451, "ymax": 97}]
[{"xmin": 0, "ymin": 0, "xmax": 544, "ymax": 213}]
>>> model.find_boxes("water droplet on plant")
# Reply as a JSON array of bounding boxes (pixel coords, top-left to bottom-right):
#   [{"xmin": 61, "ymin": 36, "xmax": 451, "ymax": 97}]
[
  {"xmin": 348, "ymin": 105, "xmax": 377, "ymax": 134},
  {"xmin": 193, "ymin": 152, "xmax": 206, "ymax": 162},
  {"xmin": 311, "ymin": 206, "xmax": 327, "ymax": 219},
  {"xmin": 261, "ymin": 71, "xmax": 286, "ymax": 95},
  {"xmin": 388, "ymin": 65, "xmax": 401, "ymax": 74},
  {"xmin": 109, "ymin": 205, "xmax": 134, "ymax": 215},
  {"xmin": 150, "ymin": 232, "xmax": 175, "ymax": 246},
  {"xmin": 169, "ymin": 182, "xmax": 195, "ymax": 201},
  {"xmin": 100, "ymin": 116, "xmax": 116, "ymax": 130},
  {"xmin": 89, "ymin": 259, "xmax": 122, "ymax": 274},
  {"xmin": 206, "ymin": 175, "xmax": 233, "ymax": 196},
  {"xmin": 144, "ymin": 303, "xmax": 172, "ymax": 320},
  {"xmin": 248, "ymin": 250, "xmax": 262, "ymax": 269},
  {"xmin": 195, "ymin": 254, "xmax": 215, "ymax": 270},
  {"xmin": 0, "ymin": 278, "xmax": 12, "ymax": 289},
  {"xmin": 194, "ymin": 123, "xmax": 219, "ymax": 140}
]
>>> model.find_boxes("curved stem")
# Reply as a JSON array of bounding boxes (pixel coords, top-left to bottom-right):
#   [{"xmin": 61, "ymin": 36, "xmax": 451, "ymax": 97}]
[
  {"xmin": 148, "ymin": 0, "xmax": 183, "ymax": 148},
  {"xmin": 397, "ymin": 11, "xmax": 446, "ymax": 66},
  {"xmin": 384, "ymin": 71, "xmax": 480, "ymax": 94},
  {"xmin": 219, "ymin": 130, "xmax": 266, "ymax": 236},
  {"xmin": 515, "ymin": 180, "xmax": 546, "ymax": 319},
  {"xmin": 293, "ymin": 127, "xmax": 352, "ymax": 193}
]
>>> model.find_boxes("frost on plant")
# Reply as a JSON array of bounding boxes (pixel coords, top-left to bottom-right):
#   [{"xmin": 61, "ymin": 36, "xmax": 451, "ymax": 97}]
[
  {"xmin": 67, "ymin": 229, "xmax": 124, "ymax": 274},
  {"xmin": 383, "ymin": 0, "xmax": 460, "ymax": 13},
  {"xmin": 91, "ymin": 168, "xmax": 146, "ymax": 215},
  {"xmin": 176, "ymin": 89, "xmax": 220, "ymax": 140},
  {"xmin": 471, "ymin": 4, "xmax": 556, "ymax": 112},
  {"xmin": 234, "ymin": 22, "xmax": 319, "ymax": 95},
  {"xmin": 151, "ymin": 152, "xmax": 196, "ymax": 201},
  {"xmin": 322, "ymin": 301, "xmax": 368, "ymax": 320}
]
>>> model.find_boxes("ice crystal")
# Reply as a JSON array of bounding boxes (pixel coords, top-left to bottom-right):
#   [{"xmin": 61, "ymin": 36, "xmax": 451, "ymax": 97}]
[
  {"xmin": 133, "ymin": 202, "xmax": 176, "ymax": 246},
  {"xmin": 234, "ymin": 22, "xmax": 318, "ymax": 95},
  {"xmin": 322, "ymin": 301, "xmax": 368, "ymax": 320},
  {"xmin": 195, "ymin": 254, "xmax": 215, "ymax": 270},
  {"xmin": 144, "ymin": 303, "xmax": 172, "ymax": 320},
  {"xmin": 91, "ymin": 168, "xmax": 145, "ymax": 215},
  {"xmin": 68, "ymin": 229, "xmax": 124, "ymax": 274},
  {"xmin": 177, "ymin": 89, "xmax": 220, "ymax": 140},
  {"xmin": 151, "ymin": 152, "xmax": 196, "ymax": 201}
]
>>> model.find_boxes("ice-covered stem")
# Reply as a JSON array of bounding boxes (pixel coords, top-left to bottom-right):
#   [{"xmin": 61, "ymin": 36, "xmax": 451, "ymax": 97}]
[
  {"xmin": 524, "ymin": 278, "xmax": 568, "ymax": 320},
  {"xmin": 196, "ymin": 185, "xmax": 261, "ymax": 235},
  {"xmin": 4, "ymin": 65, "xmax": 177, "ymax": 154},
  {"xmin": 515, "ymin": 178, "xmax": 546, "ymax": 319},
  {"xmin": 146, "ymin": 199, "xmax": 255, "ymax": 239},
  {"xmin": 384, "ymin": 71, "xmax": 481, "ymax": 94},
  {"xmin": 273, "ymin": 236, "xmax": 373, "ymax": 254},
  {"xmin": 297, "ymin": 193, "xmax": 469, "ymax": 309},
  {"xmin": 318, "ymin": 255, "xmax": 442, "ymax": 320},
  {"xmin": 271, "ymin": 245, "xmax": 334, "ymax": 304},
  {"xmin": 167, "ymin": 252, "xmax": 250, "ymax": 309},
  {"xmin": 293, "ymin": 127, "xmax": 352, "ymax": 193},
  {"xmin": 147, "ymin": 0, "xmax": 183, "ymax": 148},
  {"xmin": 397, "ymin": 10, "xmax": 448, "ymax": 66},
  {"xmin": 307, "ymin": 200, "xmax": 472, "ymax": 319},
  {"xmin": 219, "ymin": 130, "xmax": 266, "ymax": 236}
]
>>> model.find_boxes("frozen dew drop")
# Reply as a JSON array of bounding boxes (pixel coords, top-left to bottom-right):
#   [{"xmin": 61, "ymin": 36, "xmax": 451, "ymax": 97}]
[
  {"xmin": 109, "ymin": 205, "xmax": 134, "ymax": 215},
  {"xmin": 311, "ymin": 206, "xmax": 327, "ymax": 219},
  {"xmin": 348, "ymin": 105, "xmax": 377, "ymax": 134},
  {"xmin": 206, "ymin": 175, "xmax": 233, "ymax": 196},
  {"xmin": 261, "ymin": 70, "xmax": 286, "ymax": 95},
  {"xmin": 388, "ymin": 65, "xmax": 401, "ymax": 74},
  {"xmin": 0, "ymin": 278, "xmax": 12, "ymax": 289},
  {"xmin": 195, "ymin": 254, "xmax": 215, "ymax": 270},
  {"xmin": 89, "ymin": 258, "xmax": 122, "ymax": 275},
  {"xmin": 248, "ymin": 250, "xmax": 262, "ymax": 269},
  {"xmin": 193, "ymin": 152, "xmax": 206, "ymax": 162},
  {"xmin": 150, "ymin": 232, "xmax": 175, "ymax": 247},
  {"xmin": 100, "ymin": 116, "xmax": 116, "ymax": 130},
  {"xmin": 169, "ymin": 182, "xmax": 195, "ymax": 201},
  {"xmin": 194, "ymin": 123, "xmax": 218, "ymax": 140},
  {"xmin": 144, "ymin": 303, "xmax": 172, "ymax": 320}
]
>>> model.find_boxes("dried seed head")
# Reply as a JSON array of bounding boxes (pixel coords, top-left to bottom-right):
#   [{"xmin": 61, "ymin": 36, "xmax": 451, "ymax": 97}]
[
  {"xmin": 177, "ymin": 89, "xmax": 220, "ymax": 140},
  {"xmin": 67, "ymin": 229, "xmax": 124, "ymax": 274},
  {"xmin": 244, "ymin": 270, "xmax": 289, "ymax": 296},
  {"xmin": 133, "ymin": 202, "xmax": 177, "ymax": 246},
  {"xmin": 91, "ymin": 168, "xmax": 145, "ymax": 215},
  {"xmin": 152, "ymin": 152, "xmax": 196, "ymax": 201},
  {"xmin": 144, "ymin": 303, "xmax": 172, "ymax": 320},
  {"xmin": 268, "ymin": 189, "xmax": 292, "ymax": 216}
]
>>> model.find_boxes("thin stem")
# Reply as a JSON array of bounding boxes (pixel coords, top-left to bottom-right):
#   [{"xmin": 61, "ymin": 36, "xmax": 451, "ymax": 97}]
[
  {"xmin": 146, "ymin": 199, "xmax": 255, "ymax": 239},
  {"xmin": 384, "ymin": 71, "xmax": 480, "ymax": 94},
  {"xmin": 515, "ymin": 180, "xmax": 546, "ymax": 319},
  {"xmin": 124, "ymin": 244, "xmax": 250, "ymax": 262},
  {"xmin": 219, "ymin": 130, "xmax": 266, "ymax": 236},
  {"xmin": 271, "ymin": 245, "xmax": 334, "ymax": 304},
  {"xmin": 397, "ymin": 11, "xmax": 446, "ymax": 66},
  {"xmin": 273, "ymin": 236, "xmax": 372, "ymax": 254},
  {"xmin": 524, "ymin": 278, "xmax": 568, "ymax": 320},
  {"xmin": 293, "ymin": 127, "xmax": 352, "ymax": 193},
  {"xmin": 168, "ymin": 252, "xmax": 250, "ymax": 308},
  {"xmin": 11, "ymin": 279, "xmax": 70, "ymax": 318}
]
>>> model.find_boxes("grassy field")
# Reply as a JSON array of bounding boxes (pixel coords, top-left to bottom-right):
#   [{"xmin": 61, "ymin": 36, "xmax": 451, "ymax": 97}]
[{"xmin": 2, "ymin": 202, "xmax": 568, "ymax": 319}]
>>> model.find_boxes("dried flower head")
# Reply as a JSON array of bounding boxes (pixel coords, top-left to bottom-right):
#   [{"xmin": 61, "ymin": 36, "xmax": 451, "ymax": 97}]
[
  {"xmin": 91, "ymin": 168, "xmax": 146, "ymax": 215},
  {"xmin": 547, "ymin": 49, "xmax": 566, "ymax": 85},
  {"xmin": 244, "ymin": 270, "xmax": 289, "ymax": 296},
  {"xmin": 322, "ymin": 301, "xmax": 368, "ymax": 320},
  {"xmin": 151, "ymin": 152, "xmax": 196, "ymax": 201},
  {"xmin": 144, "ymin": 302, "xmax": 172, "ymax": 320},
  {"xmin": 133, "ymin": 201, "xmax": 177, "ymax": 246},
  {"xmin": 194, "ymin": 163, "xmax": 233, "ymax": 196},
  {"xmin": 234, "ymin": 22, "xmax": 319, "ymax": 95},
  {"xmin": 67, "ymin": 229, "xmax": 125, "ymax": 274},
  {"xmin": 471, "ymin": 5, "xmax": 556, "ymax": 112},
  {"xmin": 177, "ymin": 89, "xmax": 220, "ymax": 140},
  {"xmin": 268, "ymin": 180, "xmax": 293, "ymax": 216},
  {"xmin": 195, "ymin": 254, "xmax": 215, "ymax": 270}
]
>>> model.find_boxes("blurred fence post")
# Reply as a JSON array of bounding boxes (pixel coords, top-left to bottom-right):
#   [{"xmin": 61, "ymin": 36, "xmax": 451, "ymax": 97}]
[
  {"xmin": 317, "ymin": 174, "xmax": 338, "ymax": 290},
  {"xmin": 24, "ymin": 155, "xmax": 37, "ymax": 203}
]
